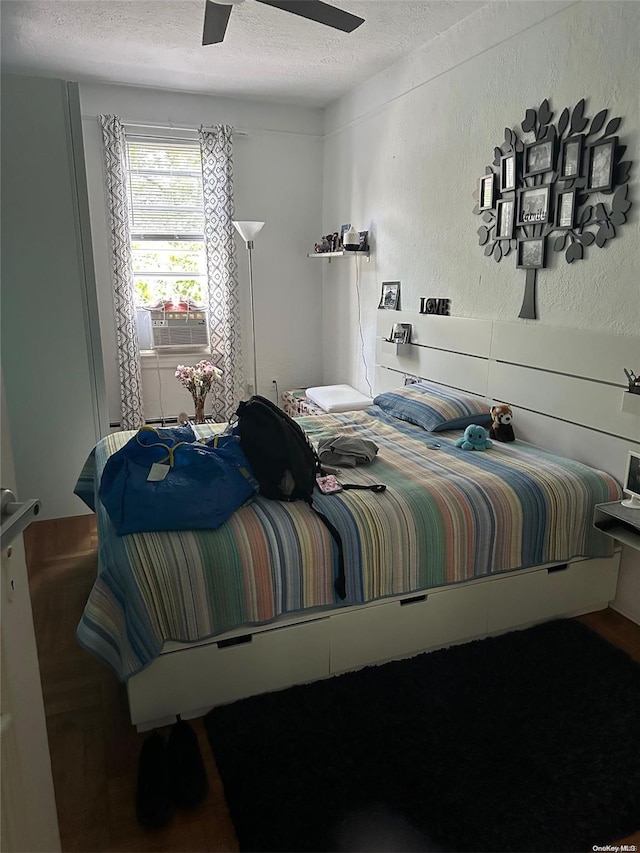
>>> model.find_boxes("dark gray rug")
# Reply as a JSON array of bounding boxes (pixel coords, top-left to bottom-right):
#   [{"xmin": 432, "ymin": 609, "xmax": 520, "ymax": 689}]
[{"xmin": 205, "ymin": 619, "xmax": 640, "ymax": 852}]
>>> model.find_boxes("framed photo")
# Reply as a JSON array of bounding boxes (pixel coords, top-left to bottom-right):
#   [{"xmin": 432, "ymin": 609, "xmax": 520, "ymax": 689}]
[
  {"xmin": 478, "ymin": 173, "xmax": 496, "ymax": 211},
  {"xmin": 390, "ymin": 323, "xmax": 412, "ymax": 344},
  {"xmin": 357, "ymin": 230, "xmax": 369, "ymax": 251},
  {"xmin": 523, "ymin": 138, "xmax": 555, "ymax": 177},
  {"xmin": 586, "ymin": 137, "xmax": 617, "ymax": 193},
  {"xmin": 378, "ymin": 281, "xmax": 400, "ymax": 310},
  {"xmin": 556, "ymin": 188, "xmax": 577, "ymax": 230},
  {"xmin": 622, "ymin": 450, "xmax": 640, "ymax": 508},
  {"xmin": 496, "ymin": 198, "xmax": 515, "ymax": 239},
  {"xmin": 500, "ymin": 154, "xmax": 517, "ymax": 192},
  {"xmin": 339, "ymin": 223, "xmax": 351, "ymax": 248},
  {"xmin": 517, "ymin": 185, "xmax": 551, "ymax": 225},
  {"xmin": 516, "ymin": 237, "xmax": 546, "ymax": 269},
  {"xmin": 560, "ymin": 134, "xmax": 584, "ymax": 179}
]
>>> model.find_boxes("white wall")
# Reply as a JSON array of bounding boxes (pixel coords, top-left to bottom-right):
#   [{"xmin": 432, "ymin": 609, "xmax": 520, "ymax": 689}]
[
  {"xmin": 320, "ymin": 0, "xmax": 640, "ymax": 393},
  {"xmin": 80, "ymin": 83, "xmax": 325, "ymax": 424}
]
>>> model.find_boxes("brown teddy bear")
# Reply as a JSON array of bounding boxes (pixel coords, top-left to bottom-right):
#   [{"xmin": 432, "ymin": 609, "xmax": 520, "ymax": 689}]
[{"xmin": 490, "ymin": 404, "xmax": 515, "ymax": 442}]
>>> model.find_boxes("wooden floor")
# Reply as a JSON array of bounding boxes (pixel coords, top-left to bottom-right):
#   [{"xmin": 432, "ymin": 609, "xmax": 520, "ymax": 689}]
[{"xmin": 25, "ymin": 515, "xmax": 640, "ymax": 853}]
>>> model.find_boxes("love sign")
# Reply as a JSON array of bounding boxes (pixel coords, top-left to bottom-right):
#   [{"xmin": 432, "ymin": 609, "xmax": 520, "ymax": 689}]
[{"xmin": 420, "ymin": 298, "xmax": 450, "ymax": 316}]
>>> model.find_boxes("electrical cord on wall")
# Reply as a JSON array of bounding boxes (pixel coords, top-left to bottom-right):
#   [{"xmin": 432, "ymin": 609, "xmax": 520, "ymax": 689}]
[
  {"xmin": 155, "ymin": 349, "xmax": 166, "ymax": 426},
  {"xmin": 354, "ymin": 254, "xmax": 373, "ymax": 397}
]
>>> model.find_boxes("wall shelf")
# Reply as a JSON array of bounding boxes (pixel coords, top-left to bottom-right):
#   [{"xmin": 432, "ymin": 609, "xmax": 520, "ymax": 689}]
[
  {"xmin": 307, "ymin": 250, "xmax": 370, "ymax": 263},
  {"xmin": 594, "ymin": 501, "xmax": 640, "ymax": 552},
  {"xmin": 380, "ymin": 338, "xmax": 413, "ymax": 356}
]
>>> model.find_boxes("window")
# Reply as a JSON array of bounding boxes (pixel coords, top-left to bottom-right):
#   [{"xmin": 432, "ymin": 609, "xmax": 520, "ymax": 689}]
[{"xmin": 125, "ymin": 139, "xmax": 207, "ymax": 307}]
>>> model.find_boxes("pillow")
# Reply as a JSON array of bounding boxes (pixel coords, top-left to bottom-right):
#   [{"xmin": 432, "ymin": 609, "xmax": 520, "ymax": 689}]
[
  {"xmin": 373, "ymin": 381, "xmax": 492, "ymax": 432},
  {"xmin": 305, "ymin": 384, "xmax": 373, "ymax": 413}
]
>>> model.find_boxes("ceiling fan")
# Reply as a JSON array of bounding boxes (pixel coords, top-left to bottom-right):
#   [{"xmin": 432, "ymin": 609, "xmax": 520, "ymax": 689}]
[{"xmin": 202, "ymin": 0, "xmax": 365, "ymax": 45}]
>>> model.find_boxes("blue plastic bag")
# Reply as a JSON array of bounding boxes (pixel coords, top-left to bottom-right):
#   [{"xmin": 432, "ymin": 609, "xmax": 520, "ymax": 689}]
[{"xmin": 99, "ymin": 427, "xmax": 258, "ymax": 535}]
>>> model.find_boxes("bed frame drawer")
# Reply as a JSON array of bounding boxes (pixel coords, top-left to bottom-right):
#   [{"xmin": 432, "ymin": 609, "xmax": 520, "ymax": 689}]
[
  {"xmin": 330, "ymin": 581, "xmax": 490, "ymax": 674},
  {"xmin": 128, "ymin": 617, "xmax": 330, "ymax": 727},
  {"xmin": 487, "ymin": 556, "xmax": 619, "ymax": 634}
]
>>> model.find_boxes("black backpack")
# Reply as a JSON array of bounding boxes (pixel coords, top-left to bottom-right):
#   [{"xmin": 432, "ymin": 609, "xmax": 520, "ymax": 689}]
[
  {"xmin": 235, "ymin": 395, "xmax": 346, "ymax": 599},
  {"xmin": 235, "ymin": 395, "xmax": 319, "ymax": 502}
]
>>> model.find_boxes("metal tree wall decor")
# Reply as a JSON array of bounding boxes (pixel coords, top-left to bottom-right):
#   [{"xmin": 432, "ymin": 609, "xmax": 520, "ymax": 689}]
[{"xmin": 473, "ymin": 98, "xmax": 633, "ymax": 319}]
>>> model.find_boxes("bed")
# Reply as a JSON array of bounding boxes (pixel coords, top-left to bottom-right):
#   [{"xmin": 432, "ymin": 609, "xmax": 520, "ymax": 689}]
[{"xmin": 75, "ymin": 317, "xmax": 638, "ymax": 730}]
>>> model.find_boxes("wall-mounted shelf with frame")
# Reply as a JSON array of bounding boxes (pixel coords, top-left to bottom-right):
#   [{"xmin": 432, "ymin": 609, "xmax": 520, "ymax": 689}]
[
  {"xmin": 380, "ymin": 338, "xmax": 413, "ymax": 357},
  {"xmin": 307, "ymin": 250, "xmax": 370, "ymax": 263}
]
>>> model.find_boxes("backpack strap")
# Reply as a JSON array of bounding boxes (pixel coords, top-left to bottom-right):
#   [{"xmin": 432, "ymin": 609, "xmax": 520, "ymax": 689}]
[
  {"xmin": 305, "ymin": 497, "xmax": 347, "ymax": 600},
  {"xmin": 311, "ymin": 482, "xmax": 387, "ymax": 597}
]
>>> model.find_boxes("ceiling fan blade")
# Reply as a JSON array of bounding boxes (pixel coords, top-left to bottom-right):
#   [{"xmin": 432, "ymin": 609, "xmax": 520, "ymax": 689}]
[
  {"xmin": 203, "ymin": 0, "xmax": 233, "ymax": 45},
  {"xmin": 255, "ymin": 0, "xmax": 364, "ymax": 33}
]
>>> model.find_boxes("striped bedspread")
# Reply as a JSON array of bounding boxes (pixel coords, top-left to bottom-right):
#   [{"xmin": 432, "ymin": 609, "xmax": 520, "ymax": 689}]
[{"xmin": 75, "ymin": 409, "xmax": 621, "ymax": 681}]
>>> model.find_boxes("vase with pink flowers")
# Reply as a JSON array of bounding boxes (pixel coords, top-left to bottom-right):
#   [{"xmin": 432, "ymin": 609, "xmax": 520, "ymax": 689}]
[{"xmin": 175, "ymin": 360, "xmax": 222, "ymax": 424}]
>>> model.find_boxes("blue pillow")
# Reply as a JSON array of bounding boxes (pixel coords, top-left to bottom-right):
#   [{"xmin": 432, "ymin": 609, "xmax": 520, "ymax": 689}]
[{"xmin": 373, "ymin": 381, "xmax": 492, "ymax": 432}]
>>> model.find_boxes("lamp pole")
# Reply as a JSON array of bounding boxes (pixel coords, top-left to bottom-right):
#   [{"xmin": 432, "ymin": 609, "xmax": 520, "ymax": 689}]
[
  {"xmin": 232, "ymin": 221, "xmax": 265, "ymax": 397},
  {"xmin": 246, "ymin": 239, "xmax": 258, "ymax": 396}
]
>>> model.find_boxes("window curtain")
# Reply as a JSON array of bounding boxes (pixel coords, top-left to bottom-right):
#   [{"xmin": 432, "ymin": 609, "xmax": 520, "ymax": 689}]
[
  {"xmin": 99, "ymin": 114, "xmax": 145, "ymax": 430},
  {"xmin": 199, "ymin": 125, "xmax": 243, "ymax": 421}
]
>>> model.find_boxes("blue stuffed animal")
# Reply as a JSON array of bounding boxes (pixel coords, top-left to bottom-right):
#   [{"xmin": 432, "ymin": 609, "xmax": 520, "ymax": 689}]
[{"xmin": 455, "ymin": 424, "xmax": 493, "ymax": 451}]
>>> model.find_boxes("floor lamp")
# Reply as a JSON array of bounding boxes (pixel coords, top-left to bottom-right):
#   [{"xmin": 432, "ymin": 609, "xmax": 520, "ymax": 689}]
[{"xmin": 233, "ymin": 220, "xmax": 265, "ymax": 396}]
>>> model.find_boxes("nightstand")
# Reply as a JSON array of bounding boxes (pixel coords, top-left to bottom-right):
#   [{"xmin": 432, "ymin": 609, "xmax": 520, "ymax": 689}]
[{"xmin": 594, "ymin": 501, "xmax": 640, "ymax": 552}]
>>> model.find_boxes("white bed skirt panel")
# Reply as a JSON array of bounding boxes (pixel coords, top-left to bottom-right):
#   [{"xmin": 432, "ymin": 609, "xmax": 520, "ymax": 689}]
[{"xmin": 128, "ymin": 552, "xmax": 619, "ymax": 731}]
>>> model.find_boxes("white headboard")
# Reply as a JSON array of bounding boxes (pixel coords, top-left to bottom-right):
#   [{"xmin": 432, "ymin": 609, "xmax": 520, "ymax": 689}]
[{"xmin": 375, "ymin": 312, "xmax": 639, "ymax": 483}]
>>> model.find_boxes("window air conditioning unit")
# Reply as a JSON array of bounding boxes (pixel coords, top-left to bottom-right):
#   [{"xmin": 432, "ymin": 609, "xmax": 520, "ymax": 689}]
[{"xmin": 137, "ymin": 302, "xmax": 209, "ymax": 350}]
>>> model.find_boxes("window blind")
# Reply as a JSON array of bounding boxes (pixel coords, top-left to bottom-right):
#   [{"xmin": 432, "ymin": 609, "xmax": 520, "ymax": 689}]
[{"xmin": 126, "ymin": 140, "xmax": 204, "ymax": 239}]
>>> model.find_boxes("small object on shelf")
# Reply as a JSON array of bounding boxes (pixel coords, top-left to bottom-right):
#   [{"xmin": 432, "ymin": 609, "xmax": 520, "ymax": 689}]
[
  {"xmin": 343, "ymin": 225, "xmax": 360, "ymax": 251},
  {"xmin": 378, "ymin": 281, "xmax": 400, "ymax": 310},
  {"xmin": 623, "ymin": 368, "xmax": 640, "ymax": 394},
  {"xmin": 390, "ymin": 322, "xmax": 411, "ymax": 344}
]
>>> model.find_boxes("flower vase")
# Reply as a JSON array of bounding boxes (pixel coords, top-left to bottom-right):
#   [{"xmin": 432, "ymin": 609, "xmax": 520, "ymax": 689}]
[{"xmin": 193, "ymin": 396, "xmax": 206, "ymax": 424}]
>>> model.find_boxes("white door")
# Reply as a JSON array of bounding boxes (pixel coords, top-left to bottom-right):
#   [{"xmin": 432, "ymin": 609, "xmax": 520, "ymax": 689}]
[{"xmin": 1, "ymin": 370, "xmax": 61, "ymax": 852}]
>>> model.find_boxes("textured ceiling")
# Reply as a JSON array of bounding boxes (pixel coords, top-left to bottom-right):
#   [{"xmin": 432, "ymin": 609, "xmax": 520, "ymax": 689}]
[{"xmin": 1, "ymin": 0, "xmax": 485, "ymax": 106}]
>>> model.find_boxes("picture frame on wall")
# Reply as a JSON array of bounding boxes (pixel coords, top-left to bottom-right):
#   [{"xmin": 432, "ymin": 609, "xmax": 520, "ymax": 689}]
[
  {"xmin": 378, "ymin": 281, "xmax": 400, "ymax": 310},
  {"xmin": 523, "ymin": 138, "xmax": 555, "ymax": 177},
  {"xmin": 390, "ymin": 323, "xmax": 412, "ymax": 344},
  {"xmin": 586, "ymin": 137, "xmax": 617, "ymax": 193},
  {"xmin": 517, "ymin": 184, "xmax": 551, "ymax": 225},
  {"xmin": 516, "ymin": 237, "xmax": 546, "ymax": 269},
  {"xmin": 500, "ymin": 154, "xmax": 517, "ymax": 193},
  {"xmin": 556, "ymin": 188, "xmax": 578, "ymax": 229},
  {"xmin": 496, "ymin": 198, "xmax": 515, "ymax": 239},
  {"xmin": 478, "ymin": 174, "xmax": 496, "ymax": 211},
  {"xmin": 560, "ymin": 134, "xmax": 584, "ymax": 179}
]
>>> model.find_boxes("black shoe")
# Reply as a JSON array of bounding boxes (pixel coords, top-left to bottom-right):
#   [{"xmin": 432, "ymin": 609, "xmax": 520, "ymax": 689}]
[
  {"xmin": 165, "ymin": 717, "xmax": 209, "ymax": 809},
  {"xmin": 135, "ymin": 730, "xmax": 173, "ymax": 830}
]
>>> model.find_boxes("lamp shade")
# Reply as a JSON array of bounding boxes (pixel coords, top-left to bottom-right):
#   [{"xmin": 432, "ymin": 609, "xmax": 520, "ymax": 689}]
[{"xmin": 233, "ymin": 221, "xmax": 265, "ymax": 242}]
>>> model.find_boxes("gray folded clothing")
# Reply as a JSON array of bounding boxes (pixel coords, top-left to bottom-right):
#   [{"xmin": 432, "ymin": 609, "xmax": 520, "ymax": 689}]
[{"xmin": 317, "ymin": 435, "xmax": 379, "ymax": 467}]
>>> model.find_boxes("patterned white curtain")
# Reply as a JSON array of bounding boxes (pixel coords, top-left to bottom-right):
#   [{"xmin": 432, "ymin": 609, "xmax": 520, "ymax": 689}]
[
  {"xmin": 199, "ymin": 125, "xmax": 243, "ymax": 421},
  {"xmin": 99, "ymin": 114, "xmax": 145, "ymax": 430}
]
